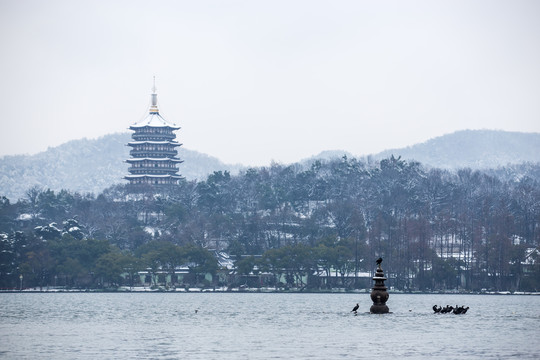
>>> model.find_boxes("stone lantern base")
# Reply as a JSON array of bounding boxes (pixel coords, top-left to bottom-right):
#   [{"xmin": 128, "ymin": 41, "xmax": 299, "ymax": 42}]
[{"xmin": 370, "ymin": 265, "xmax": 389, "ymax": 314}]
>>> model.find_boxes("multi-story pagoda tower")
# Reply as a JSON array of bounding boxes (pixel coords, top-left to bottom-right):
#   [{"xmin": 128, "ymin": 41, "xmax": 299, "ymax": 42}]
[{"xmin": 125, "ymin": 82, "xmax": 183, "ymax": 186}]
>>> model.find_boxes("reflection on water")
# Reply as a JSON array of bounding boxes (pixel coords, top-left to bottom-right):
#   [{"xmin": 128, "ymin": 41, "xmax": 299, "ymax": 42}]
[{"xmin": 1, "ymin": 293, "xmax": 539, "ymax": 359}]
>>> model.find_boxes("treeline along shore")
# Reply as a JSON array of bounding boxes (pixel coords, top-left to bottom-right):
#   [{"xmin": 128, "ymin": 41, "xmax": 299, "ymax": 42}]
[{"xmin": 1, "ymin": 156, "xmax": 539, "ymax": 291}]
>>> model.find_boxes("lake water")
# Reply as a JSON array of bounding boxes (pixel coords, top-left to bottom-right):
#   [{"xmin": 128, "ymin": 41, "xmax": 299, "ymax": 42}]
[{"xmin": 1, "ymin": 293, "xmax": 539, "ymax": 359}]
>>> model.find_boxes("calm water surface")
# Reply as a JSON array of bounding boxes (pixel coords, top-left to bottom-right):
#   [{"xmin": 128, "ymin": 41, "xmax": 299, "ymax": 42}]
[{"xmin": 1, "ymin": 293, "xmax": 539, "ymax": 359}]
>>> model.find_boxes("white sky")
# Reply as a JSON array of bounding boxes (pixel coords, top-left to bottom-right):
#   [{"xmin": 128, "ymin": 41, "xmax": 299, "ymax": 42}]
[{"xmin": 1, "ymin": 0, "xmax": 539, "ymax": 166}]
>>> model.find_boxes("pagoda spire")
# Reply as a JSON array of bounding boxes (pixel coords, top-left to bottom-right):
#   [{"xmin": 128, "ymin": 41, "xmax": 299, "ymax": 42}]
[{"xmin": 149, "ymin": 76, "xmax": 159, "ymax": 114}]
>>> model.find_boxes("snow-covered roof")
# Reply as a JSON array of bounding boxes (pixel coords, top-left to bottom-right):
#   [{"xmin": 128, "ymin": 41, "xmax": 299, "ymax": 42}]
[
  {"xmin": 215, "ymin": 251, "xmax": 235, "ymax": 270},
  {"xmin": 130, "ymin": 112, "xmax": 180, "ymax": 129}
]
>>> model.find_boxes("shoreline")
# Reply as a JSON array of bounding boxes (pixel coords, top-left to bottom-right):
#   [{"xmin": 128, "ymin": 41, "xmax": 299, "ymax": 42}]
[{"xmin": 2, "ymin": 287, "xmax": 539, "ymax": 295}]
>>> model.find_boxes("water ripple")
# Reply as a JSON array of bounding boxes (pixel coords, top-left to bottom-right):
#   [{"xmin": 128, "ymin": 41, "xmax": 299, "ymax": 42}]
[{"xmin": 1, "ymin": 293, "xmax": 539, "ymax": 359}]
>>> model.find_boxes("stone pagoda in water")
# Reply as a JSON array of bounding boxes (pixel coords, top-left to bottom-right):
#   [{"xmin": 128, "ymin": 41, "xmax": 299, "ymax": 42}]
[
  {"xmin": 125, "ymin": 81, "xmax": 183, "ymax": 187},
  {"xmin": 370, "ymin": 257, "xmax": 390, "ymax": 314}
]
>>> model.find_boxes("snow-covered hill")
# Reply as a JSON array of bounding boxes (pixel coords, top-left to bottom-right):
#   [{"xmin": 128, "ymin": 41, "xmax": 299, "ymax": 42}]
[
  {"xmin": 372, "ymin": 130, "xmax": 540, "ymax": 169},
  {"xmin": 0, "ymin": 133, "xmax": 242, "ymax": 201}
]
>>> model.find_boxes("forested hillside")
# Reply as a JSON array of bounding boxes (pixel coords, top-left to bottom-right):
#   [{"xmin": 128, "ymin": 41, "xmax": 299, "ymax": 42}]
[{"xmin": 1, "ymin": 156, "xmax": 539, "ymax": 292}]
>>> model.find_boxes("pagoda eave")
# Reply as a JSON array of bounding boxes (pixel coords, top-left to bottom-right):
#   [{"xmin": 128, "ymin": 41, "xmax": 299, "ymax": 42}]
[
  {"xmin": 127, "ymin": 141, "xmax": 181, "ymax": 146},
  {"xmin": 125, "ymin": 158, "xmax": 183, "ymax": 163},
  {"xmin": 124, "ymin": 174, "xmax": 183, "ymax": 179},
  {"xmin": 129, "ymin": 113, "xmax": 180, "ymax": 130}
]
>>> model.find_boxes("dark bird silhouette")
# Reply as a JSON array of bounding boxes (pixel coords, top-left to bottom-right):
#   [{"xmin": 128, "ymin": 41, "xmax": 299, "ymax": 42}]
[
  {"xmin": 433, "ymin": 305, "xmax": 442, "ymax": 313},
  {"xmin": 376, "ymin": 257, "xmax": 383, "ymax": 266},
  {"xmin": 461, "ymin": 306, "xmax": 469, "ymax": 314},
  {"xmin": 351, "ymin": 303, "xmax": 359, "ymax": 313},
  {"xmin": 441, "ymin": 305, "xmax": 454, "ymax": 314}
]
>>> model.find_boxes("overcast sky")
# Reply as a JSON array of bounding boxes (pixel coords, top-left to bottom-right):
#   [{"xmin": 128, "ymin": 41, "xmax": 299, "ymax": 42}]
[{"xmin": 1, "ymin": 0, "xmax": 539, "ymax": 166}]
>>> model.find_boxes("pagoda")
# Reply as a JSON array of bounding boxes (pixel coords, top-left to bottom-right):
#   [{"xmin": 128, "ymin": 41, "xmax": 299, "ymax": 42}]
[{"xmin": 124, "ymin": 82, "xmax": 183, "ymax": 186}]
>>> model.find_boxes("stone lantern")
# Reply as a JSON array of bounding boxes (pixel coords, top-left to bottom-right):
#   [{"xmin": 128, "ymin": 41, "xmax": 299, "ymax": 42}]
[{"xmin": 370, "ymin": 258, "xmax": 389, "ymax": 314}]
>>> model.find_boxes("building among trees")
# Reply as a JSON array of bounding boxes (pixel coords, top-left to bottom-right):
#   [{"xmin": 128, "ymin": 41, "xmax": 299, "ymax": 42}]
[{"xmin": 125, "ymin": 82, "xmax": 183, "ymax": 186}]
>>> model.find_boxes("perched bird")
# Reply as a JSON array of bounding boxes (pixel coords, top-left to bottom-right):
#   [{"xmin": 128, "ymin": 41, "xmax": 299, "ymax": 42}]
[
  {"xmin": 376, "ymin": 257, "xmax": 383, "ymax": 266},
  {"xmin": 433, "ymin": 305, "xmax": 442, "ymax": 313},
  {"xmin": 351, "ymin": 303, "xmax": 359, "ymax": 313},
  {"xmin": 461, "ymin": 306, "xmax": 469, "ymax": 314}
]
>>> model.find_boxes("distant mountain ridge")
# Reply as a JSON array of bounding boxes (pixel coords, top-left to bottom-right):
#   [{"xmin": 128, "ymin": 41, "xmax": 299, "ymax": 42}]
[
  {"xmin": 1, "ymin": 129, "xmax": 539, "ymax": 201},
  {"xmin": 372, "ymin": 130, "xmax": 540, "ymax": 169},
  {"xmin": 306, "ymin": 130, "xmax": 540, "ymax": 169}
]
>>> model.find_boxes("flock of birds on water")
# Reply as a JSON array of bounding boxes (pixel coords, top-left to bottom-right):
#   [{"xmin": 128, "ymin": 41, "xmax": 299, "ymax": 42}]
[
  {"xmin": 349, "ymin": 304, "xmax": 470, "ymax": 315},
  {"xmin": 433, "ymin": 305, "xmax": 469, "ymax": 314}
]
